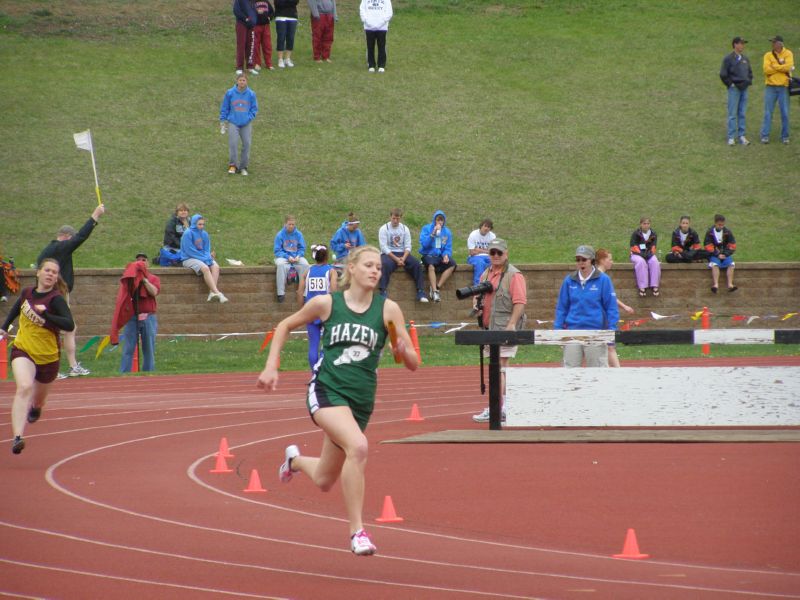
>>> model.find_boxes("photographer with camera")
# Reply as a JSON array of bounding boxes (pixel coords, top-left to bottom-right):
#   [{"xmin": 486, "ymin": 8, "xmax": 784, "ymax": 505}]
[{"xmin": 461, "ymin": 239, "xmax": 527, "ymax": 423}]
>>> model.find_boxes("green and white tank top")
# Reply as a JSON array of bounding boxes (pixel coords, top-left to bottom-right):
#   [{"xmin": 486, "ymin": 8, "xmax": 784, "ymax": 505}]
[{"xmin": 316, "ymin": 291, "xmax": 387, "ymax": 401}]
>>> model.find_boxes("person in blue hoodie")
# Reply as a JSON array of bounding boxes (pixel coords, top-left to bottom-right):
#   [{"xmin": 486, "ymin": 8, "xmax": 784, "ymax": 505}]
[
  {"xmin": 233, "ymin": 0, "xmax": 258, "ymax": 75},
  {"xmin": 554, "ymin": 244, "xmax": 619, "ymax": 368},
  {"xmin": 180, "ymin": 214, "xmax": 228, "ymax": 303},
  {"xmin": 273, "ymin": 214, "xmax": 310, "ymax": 302},
  {"xmin": 330, "ymin": 212, "xmax": 366, "ymax": 268},
  {"xmin": 418, "ymin": 209, "xmax": 457, "ymax": 302},
  {"xmin": 219, "ymin": 73, "xmax": 259, "ymax": 176}
]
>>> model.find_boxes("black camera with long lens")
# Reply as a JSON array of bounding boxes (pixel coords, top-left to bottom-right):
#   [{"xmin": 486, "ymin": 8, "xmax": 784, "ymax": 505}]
[{"xmin": 455, "ymin": 280, "xmax": 493, "ymax": 300}]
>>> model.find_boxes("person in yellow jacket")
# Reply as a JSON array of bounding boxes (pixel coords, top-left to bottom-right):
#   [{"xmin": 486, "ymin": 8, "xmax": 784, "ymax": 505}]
[{"xmin": 760, "ymin": 35, "xmax": 794, "ymax": 144}]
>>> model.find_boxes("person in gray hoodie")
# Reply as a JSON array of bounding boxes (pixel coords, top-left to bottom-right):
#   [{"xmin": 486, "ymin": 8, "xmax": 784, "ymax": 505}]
[
  {"xmin": 359, "ymin": 0, "xmax": 392, "ymax": 72},
  {"xmin": 308, "ymin": 0, "xmax": 337, "ymax": 62}
]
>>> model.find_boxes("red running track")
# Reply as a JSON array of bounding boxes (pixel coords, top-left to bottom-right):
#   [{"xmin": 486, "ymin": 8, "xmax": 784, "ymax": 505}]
[{"xmin": 1, "ymin": 357, "xmax": 799, "ymax": 599}]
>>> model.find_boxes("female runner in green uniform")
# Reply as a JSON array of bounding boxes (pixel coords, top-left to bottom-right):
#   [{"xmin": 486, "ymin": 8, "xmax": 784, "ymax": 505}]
[{"xmin": 257, "ymin": 245, "xmax": 418, "ymax": 555}]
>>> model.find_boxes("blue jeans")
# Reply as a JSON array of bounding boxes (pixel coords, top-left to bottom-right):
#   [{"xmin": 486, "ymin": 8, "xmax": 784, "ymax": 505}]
[
  {"xmin": 467, "ymin": 255, "xmax": 491, "ymax": 286},
  {"xmin": 726, "ymin": 86, "xmax": 748, "ymax": 139},
  {"xmin": 760, "ymin": 85, "xmax": 790, "ymax": 141},
  {"xmin": 120, "ymin": 314, "xmax": 157, "ymax": 372},
  {"xmin": 275, "ymin": 20, "xmax": 297, "ymax": 51}
]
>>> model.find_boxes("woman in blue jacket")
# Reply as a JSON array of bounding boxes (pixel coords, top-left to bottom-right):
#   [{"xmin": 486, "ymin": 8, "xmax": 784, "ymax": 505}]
[
  {"xmin": 554, "ymin": 245, "xmax": 619, "ymax": 368},
  {"xmin": 181, "ymin": 215, "xmax": 228, "ymax": 303},
  {"xmin": 219, "ymin": 73, "xmax": 258, "ymax": 176}
]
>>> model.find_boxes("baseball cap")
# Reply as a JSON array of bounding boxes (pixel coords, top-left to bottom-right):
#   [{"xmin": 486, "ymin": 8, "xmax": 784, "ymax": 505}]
[
  {"xmin": 732, "ymin": 36, "xmax": 747, "ymax": 45},
  {"xmin": 770, "ymin": 35, "xmax": 784, "ymax": 43},
  {"xmin": 488, "ymin": 238, "xmax": 508, "ymax": 252},
  {"xmin": 575, "ymin": 245, "xmax": 595, "ymax": 260}
]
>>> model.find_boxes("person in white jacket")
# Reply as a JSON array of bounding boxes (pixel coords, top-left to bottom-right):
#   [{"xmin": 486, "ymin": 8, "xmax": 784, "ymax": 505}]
[{"xmin": 359, "ymin": 0, "xmax": 392, "ymax": 72}]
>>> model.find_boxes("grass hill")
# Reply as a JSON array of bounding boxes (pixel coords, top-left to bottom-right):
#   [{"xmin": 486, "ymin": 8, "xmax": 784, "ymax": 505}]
[{"xmin": 1, "ymin": 0, "xmax": 798, "ymax": 269}]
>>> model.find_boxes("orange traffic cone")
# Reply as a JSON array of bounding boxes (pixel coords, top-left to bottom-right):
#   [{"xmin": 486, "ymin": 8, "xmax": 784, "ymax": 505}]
[
  {"xmin": 406, "ymin": 403, "xmax": 424, "ymax": 422},
  {"xmin": 375, "ymin": 495, "xmax": 404, "ymax": 523},
  {"xmin": 408, "ymin": 321, "xmax": 421, "ymax": 364},
  {"xmin": 216, "ymin": 437, "xmax": 234, "ymax": 458},
  {"xmin": 243, "ymin": 469, "xmax": 267, "ymax": 493},
  {"xmin": 132, "ymin": 345, "xmax": 139, "ymax": 373},
  {"xmin": 612, "ymin": 528, "xmax": 650, "ymax": 559},
  {"xmin": 0, "ymin": 337, "xmax": 7, "ymax": 380},
  {"xmin": 210, "ymin": 453, "xmax": 233, "ymax": 474}
]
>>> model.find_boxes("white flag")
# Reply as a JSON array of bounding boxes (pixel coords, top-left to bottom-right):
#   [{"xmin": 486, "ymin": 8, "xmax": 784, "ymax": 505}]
[{"xmin": 73, "ymin": 130, "xmax": 93, "ymax": 152}]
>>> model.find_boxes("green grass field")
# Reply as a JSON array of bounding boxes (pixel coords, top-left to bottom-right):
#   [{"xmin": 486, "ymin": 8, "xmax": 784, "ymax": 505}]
[{"xmin": 1, "ymin": 0, "xmax": 798, "ymax": 270}]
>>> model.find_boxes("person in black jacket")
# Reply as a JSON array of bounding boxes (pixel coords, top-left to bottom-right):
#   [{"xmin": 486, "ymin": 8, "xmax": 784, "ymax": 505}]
[
  {"xmin": 36, "ymin": 203, "xmax": 105, "ymax": 378},
  {"xmin": 665, "ymin": 216, "xmax": 709, "ymax": 263},
  {"xmin": 704, "ymin": 214, "xmax": 737, "ymax": 293},
  {"xmin": 720, "ymin": 36, "xmax": 753, "ymax": 146},
  {"xmin": 163, "ymin": 203, "xmax": 190, "ymax": 251}
]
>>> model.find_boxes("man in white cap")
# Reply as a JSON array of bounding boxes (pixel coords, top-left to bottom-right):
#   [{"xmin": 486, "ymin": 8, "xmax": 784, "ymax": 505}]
[
  {"xmin": 471, "ymin": 238, "xmax": 527, "ymax": 423},
  {"xmin": 554, "ymin": 244, "xmax": 619, "ymax": 368}
]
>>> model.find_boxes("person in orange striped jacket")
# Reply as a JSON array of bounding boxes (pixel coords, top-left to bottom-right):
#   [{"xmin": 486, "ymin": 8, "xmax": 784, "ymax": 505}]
[
  {"xmin": 665, "ymin": 215, "xmax": 709, "ymax": 263},
  {"xmin": 704, "ymin": 214, "xmax": 737, "ymax": 293},
  {"xmin": 629, "ymin": 216, "xmax": 661, "ymax": 297}
]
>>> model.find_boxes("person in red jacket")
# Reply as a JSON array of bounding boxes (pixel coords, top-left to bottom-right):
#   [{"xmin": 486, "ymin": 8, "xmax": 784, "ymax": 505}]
[{"xmin": 110, "ymin": 254, "xmax": 161, "ymax": 372}]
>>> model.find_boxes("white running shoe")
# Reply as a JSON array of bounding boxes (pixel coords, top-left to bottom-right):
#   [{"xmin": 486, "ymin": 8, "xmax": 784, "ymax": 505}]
[
  {"xmin": 217, "ymin": 293, "xmax": 229, "ymax": 304},
  {"xmin": 350, "ymin": 529, "xmax": 377, "ymax": 555},
  {"xmin": 368, "ymin": 67, "xmax": 375, "ymax": 73},
  {"xmin": 472, "ymin": 407, "xmax": 506, "ymax": 423},
  {"xmin": 68, "ymin": 363, "xmax": 90, "ymax": 377},
  {"xmin": 279, "ymin": 444, "xmax": 300, "ymax": 483},
  {"xmin": 235, "ymin": 69, "xmax": 244, "ymax": 75},
  {"xmin": 727, "ymin": 138, "xmax": 735, "ymax": 146},
  {"xmin": 278, "ymin": 59, "xmax": 285, "ymax": 68},
  {"xmin": 207, "ymin": 292, "xmax": 219, "ymax": 302},
  {"xmin": 738, "ymin": 136, "xmax": 750, "ymax": 146},
  {"xmin": 285, "ymin": 58, "xmax": 294, "ymax": 67},
  {"xmin": 378, "ymin": 67, "xmax": 385, "ymax": 73}
]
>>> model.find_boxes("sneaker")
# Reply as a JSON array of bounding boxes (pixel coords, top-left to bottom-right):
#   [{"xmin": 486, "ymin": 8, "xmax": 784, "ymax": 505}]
[
  {"xmin": 433, "ymin": 290, "xmax": 441, "ymax": 303},
  {"xmin": 12, "ymin": 436, "xmax": 25, "ymax": 455},
  {"xmin": 56, "ymin": 372, "xmax": 68, "ymax": 380},
  {"xmin": 228, "ymin": 164, "xmax": 237, "ymax": 175},
  {"xmin": 739, "ymin": 136, "xmax": 750, "ymax": 145},
  {"xmin": 761, "ymin": 137, "xmax": 769, "ymax": 144},
  {"xmin": 350, "ymin": 529, "xmax": 377, "ymax": 556},
  {"xmin": 285, "ymin": 58, "xmax": 294, "ymax": 68},
  {"xmin": 267, "ymin": 65, "xmax": 275, "ymax": 71},
  {"xmin": 782, "ymin": 139, "xmax": 790, "ymax": 145},
  {"xmin": 217, "ymin": 293, "xmax": 229, "ymax": 304},
  {"xmin": 27, "ymin": 407, "xmax": 42, "ymax": 423},
  {"xmin": 249, "ymin": 68, "xmax": 259, "ymax": 75},
  {"xmin": 239, "ymin": 167, "xmax": 248, "ymax": 176},
  {"xmin": 472, "ymin": 407, "xmax": 506, "ymax": 423},
  {"xmin": 207, "ymin": 292, "xmax": 219, "ymax": 302},
  {"xmin": 278, "ymin": 59, "xmax": 285, "ymax": 68},
  {"xmin": 325, "ymin": 58, "xmax": 333, "ymax": 63},
  {"xmin": 68, "ymin": 363, "xmax": 90, "ymax": 377},
  {"xmin": 727, "ymin": 138, "xmax": 735, "ymax": 146},
  {"xmin": 235, "ymin": 69, "xmax": 244, "ymax": 75},
  {"xmin": 0, "ymin": 295, "xmax": 7, "ymax": 302},
  {"xmin": 416, "ymin": 291, "xmax": 429, "ymax": 303},
  {"xmin": 277, "ymin": 294, "xmax": 285, "ymax": 303},
  {"xmin": 368, "ymin": 67, "xmax": 375, "ymax": 73},
  {"xmin": 378, "ymin": 67, "xmax": 385, "ymax": 73},
  {"xmin": 279, "ymin": 444, "xmax": 300, "ymax": 483}
]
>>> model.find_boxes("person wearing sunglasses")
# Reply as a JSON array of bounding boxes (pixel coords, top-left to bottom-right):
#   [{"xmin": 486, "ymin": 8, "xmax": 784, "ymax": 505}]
[
  {"xmin": 554, "ymin": 245, "xmax": 619, "ymax": 368},
  {"xmin": 471, "ymin": 238, "xmax": 527, "ymax": 423}
]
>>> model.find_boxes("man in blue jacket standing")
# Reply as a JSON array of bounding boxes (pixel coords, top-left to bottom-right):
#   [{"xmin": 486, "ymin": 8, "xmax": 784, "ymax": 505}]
[
  {"xmin": 554, "ymin": 245, "xmax": 619, "ymax": 368},
  {"xmin": 419, "ymin": 209, "xmax": 457, "ymax": 302},
  {"xmin": 220, "ymin": 73, "xmax": 258, "ymax": 176}
]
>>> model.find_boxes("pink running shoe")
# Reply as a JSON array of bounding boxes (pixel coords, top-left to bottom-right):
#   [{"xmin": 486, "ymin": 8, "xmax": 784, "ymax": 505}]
[
  {"xmin": 279, "ymin": 444, "xmax": 300, "ymax": 483},
  {"xmin": 350, "ymin": 529, "xmax": 377, "ymax": 556}
]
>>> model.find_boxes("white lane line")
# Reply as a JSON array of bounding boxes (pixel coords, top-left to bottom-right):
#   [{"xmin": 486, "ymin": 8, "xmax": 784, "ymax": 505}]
[
  {"xmin": 0, "ymin": 557, "xmax": 286, "ymax": 599},
  {"xmin": 0, "ymin": 525, "xmax": 543, "ymax": 600}
]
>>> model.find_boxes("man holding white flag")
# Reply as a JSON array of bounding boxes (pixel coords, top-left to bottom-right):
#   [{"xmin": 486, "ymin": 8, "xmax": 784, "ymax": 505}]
[{"xmin": 37, "ymin": 204, "xmax": 105, "ymax": 378}]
